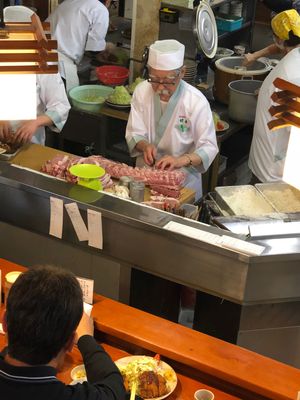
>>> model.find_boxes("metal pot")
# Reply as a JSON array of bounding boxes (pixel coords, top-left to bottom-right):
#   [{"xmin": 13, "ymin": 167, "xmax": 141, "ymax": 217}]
[
  {"xmin": 228, "ymin": 79, "xmax": 263, "ymax": 124},
  {"xmin": 213, "ymin": 56, "xmax": 270, "ymax": 104}
]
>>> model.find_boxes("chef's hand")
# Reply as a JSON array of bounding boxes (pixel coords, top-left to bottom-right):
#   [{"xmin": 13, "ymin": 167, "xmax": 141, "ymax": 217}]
[
  {"xmin": 75, "ymin": 311, "xmax": 94, "ymax": 343},
  {"xmin": 13, "ymin": 120, "xmax": 39, "ymax": 144},
  {"xmin": 242, "ymin": 53, "xmax": 256, "ymax": 67},
  {"xmin": 0, "ymin": 121, "xmax": 12, "ymax": 141},
  {"xmin": 143, "ymin": 143, "xmax": 157, "ymax": 166},
  {"xmin": 156, "ymin": 155, "xmax": 187, "ymax": 171},
  {"xmin": 13, "ymin": 115, "xmax": 53, "ymax": 145}
]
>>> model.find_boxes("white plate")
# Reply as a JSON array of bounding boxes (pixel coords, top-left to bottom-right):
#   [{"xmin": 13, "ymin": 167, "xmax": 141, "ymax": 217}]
[
  {"xmin": 115, "ymin": 355, "xmax": 177, "ymax": 400},
  {"xmin": 70, "ymin": 378, "xmax": 87, "ymax": 385},
  {"xmin": 70, "ymin": 364, "xmax": 87, "ymax": 381},
  {"xmin": 105, "ymin": 100, "xmax": 131, "ymax": 110},
  {"xmin": 216, "ymin": 120, "xmax": 229, "ymax": 132}
]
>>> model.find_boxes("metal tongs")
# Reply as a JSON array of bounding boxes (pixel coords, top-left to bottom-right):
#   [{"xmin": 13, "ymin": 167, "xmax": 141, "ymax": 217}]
[{"xmin": 268, "ymin": 78, "xmax": 300, "ymax": 130}]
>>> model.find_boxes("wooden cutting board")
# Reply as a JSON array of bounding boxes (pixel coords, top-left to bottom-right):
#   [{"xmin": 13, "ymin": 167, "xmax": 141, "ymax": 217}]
[{"xmin": 10, "ymin": 144, "xmax": 195, "ymax": 205}]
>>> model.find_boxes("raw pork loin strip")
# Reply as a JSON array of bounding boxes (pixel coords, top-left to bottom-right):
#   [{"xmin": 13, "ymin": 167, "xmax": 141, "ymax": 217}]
[
  {"xmin": 41, "ymin": 154, "xmax": 186, "ymax": 194},
  {"xmin": 41, "ymin": 155, "xmax": 113, "ymax": 188},
  {"xmin": 87, "ymin": 155, "xmax": 186, "ymax": 188},
  {"xmin": 150, "ymin": 185, "xmax": 181, "ymax": 199},
  {"xmin": 41, "ymin": 155, "xmax": 70, "ymax": 180}
]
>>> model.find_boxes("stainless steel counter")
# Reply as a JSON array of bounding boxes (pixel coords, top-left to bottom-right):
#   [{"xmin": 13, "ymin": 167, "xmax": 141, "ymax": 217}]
[{"xmin": 0, "ymin": 161, "xmax": 300, "ymax": 305}]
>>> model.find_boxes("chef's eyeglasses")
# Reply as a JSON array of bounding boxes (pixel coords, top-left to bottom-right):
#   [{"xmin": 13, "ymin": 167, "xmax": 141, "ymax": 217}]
[{"xmin": 147, "ymin": 69, "xmax": 181, "ymax": 86}]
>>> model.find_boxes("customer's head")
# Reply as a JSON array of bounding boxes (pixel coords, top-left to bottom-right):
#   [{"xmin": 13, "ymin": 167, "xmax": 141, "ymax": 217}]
[
  {"xmin": 5, "ymin": 265, "xmax": 83, "ymax": 365},
  {"xmin": 271, "ymin": 9, "xmax": 300, "ymax": 49},
  {"xmin": 147, "ymin": 39, "xmax": 186, "ymax": 101}
]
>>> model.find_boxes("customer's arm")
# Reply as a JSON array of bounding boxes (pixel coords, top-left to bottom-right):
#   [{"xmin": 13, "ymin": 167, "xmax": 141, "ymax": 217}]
[{"xmin": 76, "ymin": 313, "xmax": 126, "ymax": 400}]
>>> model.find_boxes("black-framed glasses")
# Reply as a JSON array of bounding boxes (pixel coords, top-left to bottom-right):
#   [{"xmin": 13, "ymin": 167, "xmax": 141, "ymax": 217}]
[{"xmin": 147, "ymin": 78, "xmax": 177, "ymax": 86}]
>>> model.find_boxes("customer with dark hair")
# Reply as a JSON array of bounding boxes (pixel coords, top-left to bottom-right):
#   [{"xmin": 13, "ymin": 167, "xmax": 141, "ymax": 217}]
[{"xmin": 0, "ymin": 265, "xmax": 126, "ymax": 400}]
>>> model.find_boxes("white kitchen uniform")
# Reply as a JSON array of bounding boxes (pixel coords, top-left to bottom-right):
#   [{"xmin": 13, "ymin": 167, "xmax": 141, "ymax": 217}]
[
  {"xmin": 10, "ymin": 74, "xmax": 70, "ymax": 145},
  {"xmin": 126, "ymin": 80, "xmax": 218, "ymax": 200},
  {"xmin": 248, "ymin": 47, "xmax": 300, "ymax": 182},
  {"xmin": 47, "ymin": 0, "xmax": 109, "ymax": 91}
]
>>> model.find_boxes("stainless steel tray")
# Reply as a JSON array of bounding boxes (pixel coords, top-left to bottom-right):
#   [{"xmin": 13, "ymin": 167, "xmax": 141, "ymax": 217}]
[
  {"xmin": 0, "ymin": 146, "xmax": 22, "ymax": 161},
  {"xmin": 215, "ymin": 185, "xmax": 276, "ymax": 217},
  {"xmin": 255, "ymin": 182, "xmax": 300, "ymax": 213}
]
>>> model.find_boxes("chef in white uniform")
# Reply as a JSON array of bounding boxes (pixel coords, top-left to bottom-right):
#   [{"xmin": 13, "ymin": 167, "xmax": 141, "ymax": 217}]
[
  {"xmin": 0, "ymin": 74, "xmax": 70, "ymax": 145},
  {"xmin": 248, "ymin": 9, "xmax": 300, "ymax": 183},
  {"xmin": 126, "ymin": 40, "xmax": 218, "ymax": 201},
  {"xmin": 0, "ymin": 7, "xmax": 70, "ymax": 146},
  {"xmin": 47, "ymin": 0, "xmax": 111, "ymax": 92}
]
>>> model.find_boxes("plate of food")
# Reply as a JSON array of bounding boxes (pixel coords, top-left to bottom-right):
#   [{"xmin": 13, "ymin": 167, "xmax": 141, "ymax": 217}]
[
  {"xmin": 70, "ymin": 364, "xmax": 87, "ymax": 383},
  {"xmin": 216, "ymin": 120, "xmax": 229, "ymax": 132},
  {"xmin": 115, "ymin": 355, "xmax": 177, "ymax": 400},
  {"xmin": 0, "ymin": 140, "xmax": 22, "ymax": 160},
  {"xmin": 105, "ymin": 86, "xmax": 132, "ymax": 110}
]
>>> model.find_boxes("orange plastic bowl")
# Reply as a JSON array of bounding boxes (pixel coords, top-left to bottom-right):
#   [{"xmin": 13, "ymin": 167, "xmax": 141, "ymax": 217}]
[{"xmin": 96, "ymin": 65, "xmax": 129, "ymax": 86}]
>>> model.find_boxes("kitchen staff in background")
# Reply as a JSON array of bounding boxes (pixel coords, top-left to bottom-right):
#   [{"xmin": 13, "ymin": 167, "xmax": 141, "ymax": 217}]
[
  {"xmin": 0, "ymin": 265, "xmax": 126, "ymax": 400},
  {"xmin": 248, "ymin": 9, "xmax": 300, "ymax": 183},
  {"xmin": 243, "ymin": 1, "xmax": 300, "ymax": 66},
  {"xmin": 47, "ymin": 0, "xmax": 112, "ymax": 92},
  {"xmin": 0, "ymin": 6, "xmax": 70, "ymax": 146},
  {"xmin": 125, "ymin": 39, "xmax": 218, "ymax": 201}
]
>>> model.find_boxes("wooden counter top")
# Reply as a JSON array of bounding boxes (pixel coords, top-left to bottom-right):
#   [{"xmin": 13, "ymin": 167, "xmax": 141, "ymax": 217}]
[
  {"xmin": 1, "ymin": 258, "xmax": 300, "ymax": 400},
  {"xmin": 10, "ymin": 144, "xmax": 195, "ymax": 205}
]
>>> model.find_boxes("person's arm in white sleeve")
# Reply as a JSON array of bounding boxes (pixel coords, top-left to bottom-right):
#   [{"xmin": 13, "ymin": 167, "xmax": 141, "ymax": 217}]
[
  {"xmin": 13, "ymin": 74, "xmax": 70, "ymax": 144},
  {"xmin": 38, "ymin": 73, "xmax": 71, "ymax": 132},
  {"xmin": 85, "ymin": 5, "xmax": 109, "ymax": 53},
  {"xmin": 191, "ymin": 98, "xmax": 219, "ymax": 173}
]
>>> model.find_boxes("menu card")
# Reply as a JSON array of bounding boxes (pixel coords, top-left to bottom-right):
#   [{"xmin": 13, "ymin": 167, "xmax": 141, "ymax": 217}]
[{"xmin": 77, "ymin": 276, "xmax": 94, "ymax": 305}]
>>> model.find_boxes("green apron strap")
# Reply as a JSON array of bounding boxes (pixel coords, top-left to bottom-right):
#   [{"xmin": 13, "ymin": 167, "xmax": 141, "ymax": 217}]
[{"xmin": 153, "ymin": 80, "xmax": 184, "ymax": 147}]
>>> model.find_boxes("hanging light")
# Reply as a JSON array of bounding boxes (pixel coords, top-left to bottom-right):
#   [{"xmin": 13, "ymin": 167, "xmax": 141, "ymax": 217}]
[{"xmin": 0, "ymin": 2, "xmax": 58, "ymax": 120}]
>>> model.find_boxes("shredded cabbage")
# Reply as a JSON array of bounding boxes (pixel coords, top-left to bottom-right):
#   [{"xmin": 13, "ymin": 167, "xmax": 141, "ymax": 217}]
[{"xmin": 108, "ymin": 86, "xmax": 132, "ymax": 104}]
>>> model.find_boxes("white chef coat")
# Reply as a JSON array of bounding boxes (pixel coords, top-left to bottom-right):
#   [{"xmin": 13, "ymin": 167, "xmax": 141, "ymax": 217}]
[
  {"xmin": 126, "ymin": 80, "xmax": 218, "ymax": 200},
  {"xmin": 10, "ymin": 74, "xmax": 70, "ymax": 145},
  {"xmin": 249, "ymin": 47, "xmax": 300, "ymax": 182},
  {"xmin": 47, "ymin": 0, "xmax": 109, "ymax": 88}
]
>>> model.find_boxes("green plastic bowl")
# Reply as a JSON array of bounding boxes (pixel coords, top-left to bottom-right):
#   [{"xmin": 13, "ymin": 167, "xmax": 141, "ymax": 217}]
[{"xmin": 69, "ymin": 84, "xmax": 114, "ymax": 113}]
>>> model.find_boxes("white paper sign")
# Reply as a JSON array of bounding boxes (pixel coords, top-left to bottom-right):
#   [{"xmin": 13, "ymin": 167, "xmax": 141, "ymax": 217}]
[
  {"xmin": 65, "ymin": 203, "xmax": 89, "ymax": 242},
  {"xmin": 49, "ymin": 197, "xmax": 64, "ymax": 239},
  {"xmin": 88, "ymin": 209, "xmax": 103, "ymax": 249},
  {"xmin": 77, "ymin": 277, "xmax": 94, "ymax": 305},
  {"xmin": 49, "ymin": 199, "xmax": 104, "ymax": 250}
]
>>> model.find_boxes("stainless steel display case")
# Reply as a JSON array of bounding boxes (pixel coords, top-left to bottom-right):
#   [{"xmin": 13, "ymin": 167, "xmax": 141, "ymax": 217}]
[{"xmin": 1, "ymin": 162, "xmax": 300, "ymax": 367}]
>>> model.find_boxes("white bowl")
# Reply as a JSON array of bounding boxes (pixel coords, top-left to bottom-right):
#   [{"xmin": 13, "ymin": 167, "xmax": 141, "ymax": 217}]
[{"xmin": 215, "ymin": 47, "xmax": 234, "ymax": 60}]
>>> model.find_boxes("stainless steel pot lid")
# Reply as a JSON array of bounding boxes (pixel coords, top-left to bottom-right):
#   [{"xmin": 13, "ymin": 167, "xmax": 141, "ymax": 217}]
[
  {"xmin": 193, "ymin": 0, "xmax": 218, "ymax": 59},
  {"xmin": 215, "ymin": 56, "xmax": 271, "ymax": 75}
]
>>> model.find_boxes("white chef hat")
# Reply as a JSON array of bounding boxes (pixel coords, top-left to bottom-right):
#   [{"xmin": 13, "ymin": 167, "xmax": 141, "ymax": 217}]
[{"xmin": 147, "ymin": 40, "xmax": 185, "ymax": 71}]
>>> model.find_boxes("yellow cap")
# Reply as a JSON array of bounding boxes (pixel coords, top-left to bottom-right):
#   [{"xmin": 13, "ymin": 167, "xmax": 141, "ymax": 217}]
[{"xmin": 271, "ymin": 9, "xmax": 300, "ymax": 40}]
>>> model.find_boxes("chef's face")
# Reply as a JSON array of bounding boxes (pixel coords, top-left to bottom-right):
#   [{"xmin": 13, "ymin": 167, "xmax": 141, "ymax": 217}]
[{"xmin": 148, "ymin": 66, "xmax": 186, "ymax": 101}]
